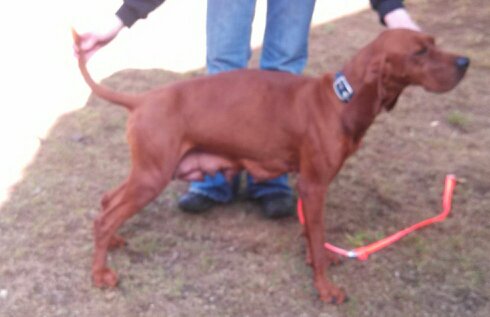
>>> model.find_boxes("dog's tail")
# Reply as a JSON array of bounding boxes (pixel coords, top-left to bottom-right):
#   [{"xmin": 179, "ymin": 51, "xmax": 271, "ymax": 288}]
[{"xmin": 72, "ymin": 29, "xmax": 139, "ymax": 111}]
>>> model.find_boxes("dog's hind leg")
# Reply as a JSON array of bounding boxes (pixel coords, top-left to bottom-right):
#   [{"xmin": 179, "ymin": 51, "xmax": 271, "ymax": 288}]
[
  {"xmin": 91, "ymin": 158, "xmax": 176, "ymax": 288},
  {"xmin": 99, "ymin": 182, "xmax": 129, "ymax": 249},
  {"xmin": 101, "ymin": 181, "xmax": 127, "ymax": 210}
]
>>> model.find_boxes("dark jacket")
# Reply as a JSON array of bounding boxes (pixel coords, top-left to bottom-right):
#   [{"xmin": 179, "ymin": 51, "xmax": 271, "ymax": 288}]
[{"xmin": 117, "ymin": 0, "xmax": 404, "ymax": 28}]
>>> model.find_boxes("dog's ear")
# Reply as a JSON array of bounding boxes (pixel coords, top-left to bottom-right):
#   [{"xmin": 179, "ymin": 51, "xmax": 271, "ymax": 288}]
[
  {"xmin": 366, "ymin": 53, "xmax": 406, "ymax": 112},
  {"xmin": 382, "ymin": 93, "xmax": 400, "ymax": 112},
  {"xmin": 365, "ymin": 53, "xmax": 386, "ymax": 84},
  {"xmin": 365, "ymin": 53, "xmax": 390, "ymax": 113}
]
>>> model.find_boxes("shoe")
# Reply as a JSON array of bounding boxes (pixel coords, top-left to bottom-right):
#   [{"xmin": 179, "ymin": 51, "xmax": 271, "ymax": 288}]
[
  {"xmin": 178, "ymin": 192, "xmax": 218, "ymax": 214},
  {"xmin": 258, "ymin": 193, "xmax": 295, "ymax": 219}
]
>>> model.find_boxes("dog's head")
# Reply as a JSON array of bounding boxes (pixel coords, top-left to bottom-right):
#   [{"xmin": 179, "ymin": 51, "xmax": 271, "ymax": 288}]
[
  {"xmin": 363, "ymin": 29, "xmax": 469, "ymax": 111},
  {"xmin": 378, "ymin": 29, "xmax": 469, "ymax": 91}
]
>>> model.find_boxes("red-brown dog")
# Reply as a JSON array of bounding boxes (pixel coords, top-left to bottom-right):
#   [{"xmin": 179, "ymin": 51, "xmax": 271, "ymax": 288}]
[{"xmin": 73, "ymin": 29, "xmax": 468, "ymax": 303}]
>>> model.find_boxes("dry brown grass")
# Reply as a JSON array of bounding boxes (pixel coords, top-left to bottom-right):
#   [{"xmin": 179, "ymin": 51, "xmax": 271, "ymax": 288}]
[{"xmin": 1, "ymin": 0, "xmax": 488, "ymax": 316}]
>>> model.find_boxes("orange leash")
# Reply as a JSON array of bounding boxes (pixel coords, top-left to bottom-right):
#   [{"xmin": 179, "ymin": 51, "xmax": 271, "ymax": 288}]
[{"xmin": 297, "ymin": 174, "xmax": 456, "ymax": 260}]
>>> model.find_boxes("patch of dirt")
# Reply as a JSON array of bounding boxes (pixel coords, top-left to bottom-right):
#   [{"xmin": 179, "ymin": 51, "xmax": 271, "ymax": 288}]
[{"xmin": 1, "ymin": 0, "xmax": 488, "ymax": 316}]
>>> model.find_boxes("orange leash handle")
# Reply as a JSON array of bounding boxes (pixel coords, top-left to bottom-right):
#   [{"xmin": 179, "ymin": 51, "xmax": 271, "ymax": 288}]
[{"xmin": 297, "ymin": 174, "xmax": 456, "ymax": 261}]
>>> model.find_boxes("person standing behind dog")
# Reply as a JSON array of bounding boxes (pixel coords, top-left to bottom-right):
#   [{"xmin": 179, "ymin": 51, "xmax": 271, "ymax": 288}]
[{"xmin": 74, "ymin": 0, "xmax": 420, "ymax": 218}]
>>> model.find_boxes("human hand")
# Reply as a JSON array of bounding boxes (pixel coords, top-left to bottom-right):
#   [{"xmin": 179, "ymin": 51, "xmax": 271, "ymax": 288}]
[
  {"xmin": 384, "ymin": 8, "xmax": 421, "ymax": 31},
  {"xmin": 73, "ymin": 15, "xmax": 124, "ymax": 60}
]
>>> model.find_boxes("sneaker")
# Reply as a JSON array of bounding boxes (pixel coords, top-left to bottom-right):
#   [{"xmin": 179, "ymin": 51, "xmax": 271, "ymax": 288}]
[
  {"xmin": 258, "ymin": 193, "xmax": 295, "ymax": 219},
  {"xmin": 178, "ymin": 192, "xmax": 218, "ymax": 214}
]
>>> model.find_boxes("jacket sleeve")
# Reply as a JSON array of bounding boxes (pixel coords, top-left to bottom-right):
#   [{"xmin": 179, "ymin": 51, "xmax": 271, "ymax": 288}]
[
  {"xmin": 370, "ymin": 0, "xmax": 405, "ymax": 25},
  {"xmin": 116, "ymin": 0, "xmax": 166, "ymax": 27}
]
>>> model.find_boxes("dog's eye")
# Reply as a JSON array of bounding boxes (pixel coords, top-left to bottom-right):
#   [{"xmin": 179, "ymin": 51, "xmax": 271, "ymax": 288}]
[{"xmin": 414, "ymin": 47, "xmax": 428, "ymax": 56}]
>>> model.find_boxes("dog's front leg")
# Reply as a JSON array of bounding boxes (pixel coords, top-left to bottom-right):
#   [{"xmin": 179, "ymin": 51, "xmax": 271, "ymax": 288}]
[{"xmin": 298, "ymin": 179, "xmax": 346, "ymax": 304}]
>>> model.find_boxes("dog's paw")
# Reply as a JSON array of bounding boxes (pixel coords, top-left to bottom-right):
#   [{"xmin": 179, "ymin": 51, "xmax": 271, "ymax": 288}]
[
  {"xmin": 320, "ymin": 287, "xmax": 346, "ymax": 305},
  {"xmin": 316, "ymin": 281, "xmax": 347, "ymax": 305},
  {"xmin": 93, "ymin": 268, "xmax": 118, "ymax": 288}
]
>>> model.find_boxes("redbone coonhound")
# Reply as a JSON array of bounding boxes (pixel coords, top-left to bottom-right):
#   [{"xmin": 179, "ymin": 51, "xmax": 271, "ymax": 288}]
[{"xmin": 73, "ymin": 29, "xmax": 469, "ymax": 304}]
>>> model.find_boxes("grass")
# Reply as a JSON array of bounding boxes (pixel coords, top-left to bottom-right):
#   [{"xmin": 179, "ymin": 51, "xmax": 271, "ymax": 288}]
[
  {"xmin": 1, "ymin": 0, "xmax": 489, "ymax": 316},
  {"xmin": 447, "ymin": 110, "xmax": 470, "ymax": 130},
  {"xmin": 345, "ymin": 231, "xmax": 385, "ymax": 248}
]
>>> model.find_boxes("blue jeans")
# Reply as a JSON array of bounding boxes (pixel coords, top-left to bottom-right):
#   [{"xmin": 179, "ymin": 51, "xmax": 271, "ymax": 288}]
[{"xmin": 189, "ymin": 0, "xmax": 316, "ymax": 202}]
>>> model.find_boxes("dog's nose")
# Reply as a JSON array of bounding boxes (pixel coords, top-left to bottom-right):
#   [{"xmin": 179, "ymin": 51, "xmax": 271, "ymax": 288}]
[{"xmin": 455, "ymin": 56, "xmax": 470, "ymax": 70}]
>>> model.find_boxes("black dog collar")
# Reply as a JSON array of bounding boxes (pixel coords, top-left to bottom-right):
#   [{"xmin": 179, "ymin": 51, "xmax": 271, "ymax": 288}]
[{"xmin": 333, "ymin": 72, "xmax": 354, "ymax": 103}]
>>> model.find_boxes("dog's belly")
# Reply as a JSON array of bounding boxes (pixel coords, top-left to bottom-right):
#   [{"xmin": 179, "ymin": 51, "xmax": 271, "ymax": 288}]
[{"xmin": 174, "ymin": 150, "xmax": 296, "ymax": 182}]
